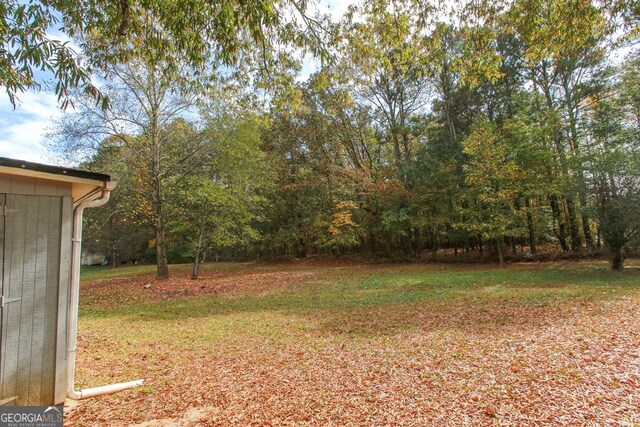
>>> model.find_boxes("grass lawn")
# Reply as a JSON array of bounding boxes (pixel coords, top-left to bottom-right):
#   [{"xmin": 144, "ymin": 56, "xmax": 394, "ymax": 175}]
[{"xmin": 69, "ymin": 260, "xmax": 640, "ymax": 426}]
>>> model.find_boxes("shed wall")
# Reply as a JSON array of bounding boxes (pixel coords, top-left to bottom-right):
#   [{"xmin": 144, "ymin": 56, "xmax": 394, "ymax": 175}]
[
  {"xmin": 0, "ymin": 173, "xmax": 72, "ymax": 197},
  {"xmin": 0, "ymin": 174, "xmax": 72, "ymax": 406}
]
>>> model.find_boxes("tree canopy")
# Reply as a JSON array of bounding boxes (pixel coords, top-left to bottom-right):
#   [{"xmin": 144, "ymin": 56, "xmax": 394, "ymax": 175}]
[
  {"xmin": 1, "ymin": 0, "xmax": 325, "ymax": 108},
  {"xmin": 44, "ymin": 0, "xmax": 640, "ymax": 273}
]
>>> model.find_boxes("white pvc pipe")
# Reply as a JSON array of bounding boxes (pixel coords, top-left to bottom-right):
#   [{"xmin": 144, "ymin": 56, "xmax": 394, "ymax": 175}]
[
  {"xmin": 67, "ymin": 182, "xmax": 144, "ymax": 400},
  {"xmin": 72, "ymin": 380, "xmax": 145, "ymax": 400}
]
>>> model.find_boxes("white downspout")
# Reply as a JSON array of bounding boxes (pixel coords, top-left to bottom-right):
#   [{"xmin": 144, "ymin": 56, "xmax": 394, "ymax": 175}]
[{"xmin": 67, "ymin": 182, "xmax": 144, "ymax": 400}]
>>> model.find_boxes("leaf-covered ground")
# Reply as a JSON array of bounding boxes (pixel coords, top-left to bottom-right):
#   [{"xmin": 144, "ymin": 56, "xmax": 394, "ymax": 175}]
[{"xmin": 67, "ymin": 261, "xmax": 640, "ymax": 426}]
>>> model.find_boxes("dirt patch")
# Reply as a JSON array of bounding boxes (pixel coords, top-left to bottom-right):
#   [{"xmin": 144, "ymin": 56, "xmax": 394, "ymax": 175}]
[{"xmin": 128, "ymin": 406, "xmax": 216, "ymax": 426}]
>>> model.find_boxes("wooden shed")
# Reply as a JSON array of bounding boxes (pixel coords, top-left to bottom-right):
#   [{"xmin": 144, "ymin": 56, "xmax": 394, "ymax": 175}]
[{"xmin": 0, "ymin": 157, "xmax": 141, "ymax": 407}]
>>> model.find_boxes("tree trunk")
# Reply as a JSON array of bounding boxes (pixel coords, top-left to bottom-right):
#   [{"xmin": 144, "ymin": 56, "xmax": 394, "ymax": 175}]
[
  {"xmin": 297, "ymin": 237, "xmax": 307, "ymax": 258},
  {"xmin": 152, "ymin": 138, "xmax": 169, "ymax": 279},
  {"xmin": 610, "ymin": 248, "xmax": 624, "ymax": 270},
  {"xmin": 191, "ymin": 223, "xmax": 206, "ymax": 280},
  {"xmin": 155, "ymin": 211, "xmax": 169, "ymax": 279},
  {"xmin": 414, "ymin": 228, "xmax": 423, "ymax": 258},
  {"xmin": 431, "ymin": 230, "xmax": 438, "ymax": 261},
  {"xmin": 148, "ymin": 93, "xmax": 170, "ymax": 280},
  {"xmin": 565, "ymin": 196, "xmax": 581, "ymax": 251},
  {"xmin": 579, "ymin": 199, "xmax": 594, "ymax": 251},
  {"xmin": 405, "ymin": 228, "xmax": 414, "ymax": 256},
  {"xmin": 563, "ymin": 77, "xmax": 595, "ymax": 251},
  {"xmin": 368, "ymin": 228, "xmax": 376, "ymax": 255},
  {"xmin": 549, "ymin": 195, "xmax": 569, "ymax": 252},
  {"xmin": 496, "ymin": 238, "xmax": 504, "ymax": 265},
  {"xmin": 191, "ymin": 255, "xmax": 201, "ymax": 280},
  {"xmin": 525, "ymin": 198, "xmax": 537, "ymax": 254},
  {"xmin": 539, "ymin": 71, "xmax": 575, "ymax": 254}
]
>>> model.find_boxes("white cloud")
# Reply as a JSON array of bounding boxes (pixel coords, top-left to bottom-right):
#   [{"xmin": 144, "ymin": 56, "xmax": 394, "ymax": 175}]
[
  {"xmin": 0, "ymin": 1, "xmax": 361, "ymax": 165},
  {"xmin": 45, "ymin": 30, "xmax": 82, "ymax": 55},
  {"xmin": 295, "ymin": 0, "xmax": 359, "ymax": 81},
  {"xmin": 0, "ymin": 28, "xmax": 95, "ymax": 166},
  {"xmin": 322, "ymin": 0, "xmax": 356, "ymax": 20},
  {"xmin": 0, "ymin": 90, "xmax": 62, "ymax": 164},
  {"xmin": 298, "ymin": 53, "xmax": 322, "ymax": 81}
]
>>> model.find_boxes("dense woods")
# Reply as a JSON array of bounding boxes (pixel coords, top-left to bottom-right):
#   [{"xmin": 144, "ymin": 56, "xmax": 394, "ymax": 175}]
[{"xmin": 41, "ymin": 0, "xmax": 639, "ymax": 276}]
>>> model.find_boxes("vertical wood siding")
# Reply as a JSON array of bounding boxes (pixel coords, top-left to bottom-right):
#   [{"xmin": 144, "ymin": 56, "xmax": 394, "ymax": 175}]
[
  {"xmin": 0, "ymin": 194, "xmax": 62, "ymax": 405},
  {"xmin": 0, "ymin": 174, "xmax": 72, "ymax": 198}
]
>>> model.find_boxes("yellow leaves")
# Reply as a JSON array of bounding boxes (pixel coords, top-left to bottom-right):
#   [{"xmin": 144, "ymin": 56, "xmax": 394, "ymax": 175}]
[
  {"xmin": 507, "ymin": 0, "xmax": 606, "ymax": 64},
  {"xmin": 342, "ymin": 0, "xmax": 431, "ymax": 79},
  {"xmin": 289, "ymin": 88, "xmax": 307, "ymax": 114},
  {"xmin": 460, "ymin": 116, "xmax": 532, "ymax": 236},
  {"xmin": 456, "ymin": 26, "xmax": 504, "ymax": 86},
  {"xmin": 329, "ymin": 201, "xmax": 358, "ymax": 236}
]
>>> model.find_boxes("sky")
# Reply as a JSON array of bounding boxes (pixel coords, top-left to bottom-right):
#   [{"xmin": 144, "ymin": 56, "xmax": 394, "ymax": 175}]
[
  {"xmin": 3, "ymin": 1, "xmax": 629, "ymax": 165},
  {"xmin": 0, "ymin": 27, "xmax": 81, "ymax": 164},
  {"xmin": 0, "ymin": 0, "xmax": 355, "ymax": 165},
  {"xmin": 0, "ymin": 85, "xmax": 62, "ymax": 163}
]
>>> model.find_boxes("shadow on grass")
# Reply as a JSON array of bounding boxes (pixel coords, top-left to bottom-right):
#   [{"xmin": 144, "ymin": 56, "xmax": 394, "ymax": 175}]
[
  {"xmin": 81, "ymin": 266, "xmax": 640, "ymax": 337},
  {"xmin": 79, "ymin": 262, "xmax": 267, "ymax": 281}
]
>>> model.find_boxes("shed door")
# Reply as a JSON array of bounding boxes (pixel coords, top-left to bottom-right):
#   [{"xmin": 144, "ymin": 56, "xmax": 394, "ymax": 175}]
[{"xmin": 0, "ymin": 194, "xmax": 62, "ymax": 406}]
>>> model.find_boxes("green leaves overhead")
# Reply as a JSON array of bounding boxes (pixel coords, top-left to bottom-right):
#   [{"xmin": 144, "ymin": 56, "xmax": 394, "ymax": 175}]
[
  {"xmin": 1, "ymin": 0, "xmax": 325, "ymax": 108},
  {"xmin": 0, "ymin": 1, "xmax": 104, "ymax": 108},
  {"xmin": 506, "ymin": 0, "xmax": 607, "ymax": 64}
]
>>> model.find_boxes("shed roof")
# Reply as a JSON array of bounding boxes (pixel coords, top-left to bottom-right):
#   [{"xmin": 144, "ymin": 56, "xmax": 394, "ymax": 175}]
[
  {"xmin": 0, "ymin": 157, "xmax": 111, "ymax": 182},
  {"xmin": 0, "ymin": 157, "xmax": 113, "ymax": 204}
]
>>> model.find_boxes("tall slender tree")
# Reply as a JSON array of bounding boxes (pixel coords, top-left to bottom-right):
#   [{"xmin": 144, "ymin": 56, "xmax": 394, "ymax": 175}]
[{"xmin": 50, "ymin": 62, "xmax": 204, "ymax": 279}]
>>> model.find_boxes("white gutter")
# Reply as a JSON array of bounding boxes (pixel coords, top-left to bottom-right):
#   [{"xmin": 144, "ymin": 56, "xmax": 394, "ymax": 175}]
[{"xmin": 67, "ymin": 182, "xmax": 144, "ymax": 400}]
